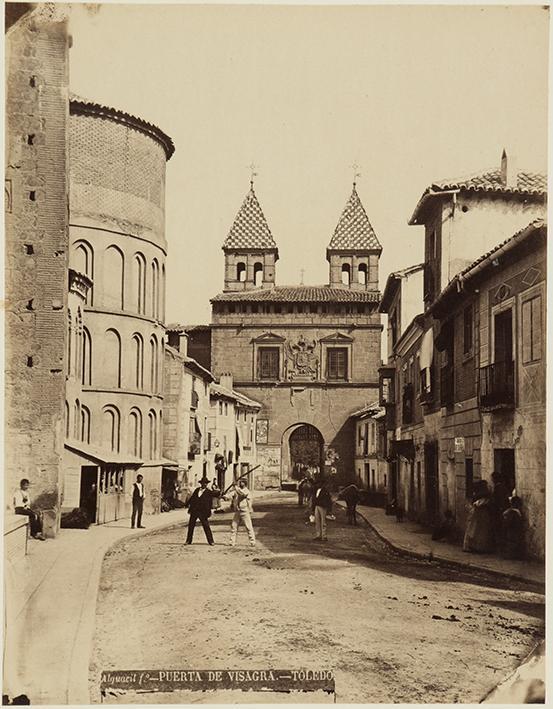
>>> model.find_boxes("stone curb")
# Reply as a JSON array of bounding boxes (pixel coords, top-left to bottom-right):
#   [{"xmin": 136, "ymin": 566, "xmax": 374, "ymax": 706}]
[
  {"xmin": 66, "ymin": 515, "xmax": 188, "ymax": 705},
  {"xmin": 336, "ymin": 501, "xmax": 545, "ymax": 592}
]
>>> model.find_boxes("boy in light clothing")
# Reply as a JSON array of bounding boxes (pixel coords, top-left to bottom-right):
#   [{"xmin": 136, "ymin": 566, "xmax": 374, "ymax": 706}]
[{"xmin": 229, "ymin": 479, "xmax": 256, "ymax": 547}]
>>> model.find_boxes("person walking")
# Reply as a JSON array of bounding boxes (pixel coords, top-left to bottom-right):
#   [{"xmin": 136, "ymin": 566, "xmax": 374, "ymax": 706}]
[
  {"xmin": 13, "ymin": 478, "xmax": 45, "ymax": 540},
  {"xmin": 131, "ymin": 474, "xmax": 145, "ymax": 528},
  {"xmin": 342, "ymin": 484, "xmax": 360, "ymax": 525},
  {"xmin": 229, "ymin": 479, "xmax": 256, "ymax": 547},
  {"xmin": 185, "ymin": 477, "xmax": 220, "ymax": 545},
  {"xmin": 312, "ymin": 479, "xmax": 332, "ymax": 542}
]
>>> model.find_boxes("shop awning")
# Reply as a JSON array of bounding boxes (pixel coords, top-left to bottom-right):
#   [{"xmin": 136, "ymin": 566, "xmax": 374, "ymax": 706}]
[
  {"xmin": 64, "ymin": 441, "xmax": 143, "ymax": 467},
  {"xmin": 389, "ymin": 439, "xmax": 416, "ymax": 460}
]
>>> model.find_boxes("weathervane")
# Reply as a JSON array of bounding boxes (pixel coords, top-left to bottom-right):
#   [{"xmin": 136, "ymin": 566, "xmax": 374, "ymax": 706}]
[
  {"xmin": 248, "ymin": 162, "xmax": 259, "ymax": 188},
  {"xmin": 351, "ymin": 162, "xmax": 362, "ymax": 187}
]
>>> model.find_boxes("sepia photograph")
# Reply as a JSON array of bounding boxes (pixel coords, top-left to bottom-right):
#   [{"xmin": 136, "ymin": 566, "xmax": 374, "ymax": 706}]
[{"xmin": 3, "ymin": 1, "xmax": 548, "ymax": 705}]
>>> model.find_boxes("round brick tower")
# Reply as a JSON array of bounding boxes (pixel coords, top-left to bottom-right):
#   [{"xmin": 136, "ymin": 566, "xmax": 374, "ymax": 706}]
[{"xmin": 63, "ymin": 96, "xmax": 174, "ymax": 521}]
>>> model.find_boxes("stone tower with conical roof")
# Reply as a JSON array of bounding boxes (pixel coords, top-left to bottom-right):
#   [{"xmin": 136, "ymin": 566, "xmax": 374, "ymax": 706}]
[
  {"xmin": 327, "ymin": 183, "xmax": 382, "ymax": 291},
  {"xmin": 223, "ymin": 183, "xmax": 279, "ymax": 292}
]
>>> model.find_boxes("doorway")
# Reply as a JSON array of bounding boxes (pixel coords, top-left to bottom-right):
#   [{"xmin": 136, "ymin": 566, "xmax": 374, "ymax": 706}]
[
  {"xmin": 494, "ymin": 448, "xmax": 516, "ymax": 496},
  {"xmin": 424, "ymin": 441, "xmax": 439, "ymax": 523},
  {"xmin": 80, "ymin": 466, "xmax": 98, "ymax": 524},
  {"xmin": 289, "ymin": 424, "xmax": 324, "ymax": 479}
]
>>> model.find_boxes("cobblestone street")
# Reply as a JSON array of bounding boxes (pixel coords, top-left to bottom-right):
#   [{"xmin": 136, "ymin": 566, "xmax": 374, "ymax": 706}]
[{"xmin": 91, "ymin": 494, "xmax": 544, "ymax": 704}]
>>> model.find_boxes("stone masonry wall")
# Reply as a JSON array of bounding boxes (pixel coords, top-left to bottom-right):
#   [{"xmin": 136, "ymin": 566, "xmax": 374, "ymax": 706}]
[{"xmin": 5, "ymin": 9, "xmax": 70, "ymax": 520}]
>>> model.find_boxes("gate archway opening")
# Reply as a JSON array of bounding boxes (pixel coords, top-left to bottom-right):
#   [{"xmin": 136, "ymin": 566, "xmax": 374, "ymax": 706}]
[{"xmin": 281, "ymin": 423, "xmax": 324, "ymax": 490}]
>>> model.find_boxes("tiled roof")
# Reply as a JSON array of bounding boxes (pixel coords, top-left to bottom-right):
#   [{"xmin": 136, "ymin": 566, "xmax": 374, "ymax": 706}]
[
  {"xmin": 409, "ymin": 167, "xmax": 546, "ymax": 224},
  {"xmin": 432, "ymin": 168, "xmax": 546, "ymax": 194},
  {"xmin": 328, "ymin": 186, "xmax": 382, "ymax": 252},
  {"xmin": 166, "ymin": 324, "xmax": 211, "ymax": 333},
  {"xmin": 351, "ymin": 401, "xmax": 383, "ymax": 419},
  {"xmin": 211, "ymin": 285, "xmax": 380, "ymax": 303},
  {"xmin": 223, "ymin": 186, "xmax": 278, "ymax": 251},
  {"xmin": 211, "ymin": 383, "xmax": 261, "ymax": 409},
  {"xmin": 69, "ymin": 94, "xmax": 175, "ymax": 160}
]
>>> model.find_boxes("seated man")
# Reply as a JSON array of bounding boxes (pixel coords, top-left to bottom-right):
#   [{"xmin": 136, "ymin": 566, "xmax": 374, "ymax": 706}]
[{"xmin": 13, "ymin": 479, "xmax": 45, "ymax": 540}]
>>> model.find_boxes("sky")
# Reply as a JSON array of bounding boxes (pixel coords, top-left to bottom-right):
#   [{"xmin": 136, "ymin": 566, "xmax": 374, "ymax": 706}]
[{"xmin": 67, "ymin": 2, "xmax": 549, "ymax": 326}]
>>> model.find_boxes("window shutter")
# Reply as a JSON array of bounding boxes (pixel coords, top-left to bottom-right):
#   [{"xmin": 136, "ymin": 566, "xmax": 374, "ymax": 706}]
[
  {"xmin": 532, "ymin": 296, "xmax": 542, "ymax": 361},
  {"xmin": 522, "ymin": 299, "xmax": 532, "ymax": 363}
]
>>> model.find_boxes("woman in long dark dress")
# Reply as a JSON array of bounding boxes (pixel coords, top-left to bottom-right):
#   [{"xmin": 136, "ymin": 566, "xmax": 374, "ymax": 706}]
[{"xmin": 463, "ymin": 479, "xmax": 495, "ymax": 553}]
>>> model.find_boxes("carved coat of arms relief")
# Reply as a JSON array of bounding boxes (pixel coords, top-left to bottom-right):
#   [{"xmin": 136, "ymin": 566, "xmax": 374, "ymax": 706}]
[{"xmin": 285, "ymin": 335, "xmax": 319, "ymax": 381}]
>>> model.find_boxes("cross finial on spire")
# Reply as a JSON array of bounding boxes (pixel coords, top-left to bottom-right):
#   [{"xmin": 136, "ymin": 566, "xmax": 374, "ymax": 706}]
[
  {"xmin": 248, "ymin": 162, "xmax": 259, "ymax": 189},
  {"xmin": 300, "ymin": 268, "xmax": 305, "ymax": 285},
  {"xmin": 351, "ymin": 162, "xmax": 362, "ymax": 188}
]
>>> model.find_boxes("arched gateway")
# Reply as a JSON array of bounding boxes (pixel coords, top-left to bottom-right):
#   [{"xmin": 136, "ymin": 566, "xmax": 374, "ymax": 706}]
[{"xmin": 281, "ymin": 423, "xmax": 324, "ymax": 490}]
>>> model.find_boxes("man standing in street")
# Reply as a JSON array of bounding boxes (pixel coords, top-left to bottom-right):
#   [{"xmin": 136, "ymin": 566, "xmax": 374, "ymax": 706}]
[
  {"xmin": 13, "ymin": 478, "xmax": 45, "ymax": 540},
  {"xmin": 312, "ymin": 479, "xmax": 332, "ymax": 542},
  {"xmin": 229, "ymin": 478, "xmax": 256, "ymax": 547},
  {"xmin": 185, "ymin": 477, "xmax": 220, "ymax": 545},
  {"xmin": 131, "ymin": 474, "xmax": 145, "ymax": 529},
  {"xmin": 342, "ymin": 483, "xmax": 360, "ymax": 526}
]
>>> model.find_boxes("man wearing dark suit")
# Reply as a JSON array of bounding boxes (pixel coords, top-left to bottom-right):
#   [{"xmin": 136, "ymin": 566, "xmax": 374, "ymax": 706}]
[
  {"xmin": 185, "ymin": 477, "xmax": 220, "ymax": 545},
  {"xmin": 131, "ymin": 474, "xmax": 145, "ymax": 529},
  {"xmin": 312, "ymin": 479, "xmax": 332, "ymax": 541}
]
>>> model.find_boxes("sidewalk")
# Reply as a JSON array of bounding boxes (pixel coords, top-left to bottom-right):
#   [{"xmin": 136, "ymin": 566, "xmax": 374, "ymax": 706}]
[
  {"xmin": 3, "ymin": 508, "xmax": 186, "ymax": 705},
  {"xmin": 339, "ymin": 502, "xmax": 545, "ymax": 588},
  {"xmin": 3, "ymin": 489, "xmax": 284, "ymax": 705}
]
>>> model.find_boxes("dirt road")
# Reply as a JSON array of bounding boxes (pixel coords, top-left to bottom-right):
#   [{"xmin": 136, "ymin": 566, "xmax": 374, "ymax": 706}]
[{"xmin": 90, "ymin": 493, "xmax": 544, "ymax": 704}]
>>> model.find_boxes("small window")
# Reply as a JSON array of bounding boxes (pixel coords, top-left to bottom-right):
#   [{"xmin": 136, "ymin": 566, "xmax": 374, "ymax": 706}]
[
  {"xmin": 257, "ymin": 347, "xmax": 279, "ymax": 380},
  {"xmin": 358, "ymin": 263, "xmax": 367, "ymax": 285},
  {"xmin": 463, "ymin": 305, "xmax": 473, "ymax": 355},
  {"xmin": 253, "ymin": 262, "xmax": 263, "ymax": 287},
  {"xmin": 522, "ymin": 295, "xmax": 542, "ymax": 363},
  {"xmin": 327, "ymin": 348, "xmax": 348, "ymax": 381},
  {"xmin": 237, "ymin": 262, "xmax": 246, "ymax": 282},
  {"xmin": 341, "ymin": 263, "xmax": 351, "ymax": 286}
]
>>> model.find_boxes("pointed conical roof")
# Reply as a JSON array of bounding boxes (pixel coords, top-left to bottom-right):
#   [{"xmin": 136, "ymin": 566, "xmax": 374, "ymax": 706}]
[
  {"xmin": 328, "ymin": 185, "xmax": 382, "ymax": 252},
  {"xmin": 223, "ymin": 185, "xmax": 278, "ymax": 251}
]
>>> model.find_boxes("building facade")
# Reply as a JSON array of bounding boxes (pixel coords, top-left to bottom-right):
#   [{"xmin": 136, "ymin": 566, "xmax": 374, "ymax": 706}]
[
  {"xmin": 5, "ymin": 6, "xmax": 71, "ymax": 534},
  {"xmin": 62, "ymin": 96, "xmax": 175, "ymax": 521},
  {"xmin": 351, "ymin": 403, "xmax": 387, "ymax": 503},
  {"xmin": 202, "ymin": 182, "xmax": 383, "ymax": 489},
  {"xmin": 380, "ymin": 155, "xmax": 546, "ymax": 558}
]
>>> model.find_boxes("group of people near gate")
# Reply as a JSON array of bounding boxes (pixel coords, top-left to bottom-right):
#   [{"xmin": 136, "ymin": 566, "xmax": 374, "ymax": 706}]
[{"xmin": 130, "ymin": 472, "xmax": 256, "ymax": 546}]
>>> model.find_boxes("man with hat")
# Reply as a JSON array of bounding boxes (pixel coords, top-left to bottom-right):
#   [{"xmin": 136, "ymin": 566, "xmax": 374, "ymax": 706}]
[{"xmin": 185, "ymin": 476, "xmax": 221, "ymax": 545}]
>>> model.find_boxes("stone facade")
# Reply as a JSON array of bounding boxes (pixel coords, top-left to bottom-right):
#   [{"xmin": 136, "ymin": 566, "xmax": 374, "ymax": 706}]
[
  {"xmin": 5, "ymin": 7, "xmax": 70, "ymax": 530},
  {"xmin": 202, "ymin": 183, "xmax": 384, "ymax": 489}
]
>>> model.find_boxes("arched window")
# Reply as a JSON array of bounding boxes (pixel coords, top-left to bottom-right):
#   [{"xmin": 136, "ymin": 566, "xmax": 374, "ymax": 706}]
[
  {"xmin": 104, "ymin": 329, "xmax": 122, "ymax": 388},
  {"xmin": 73, "ymin": 240, "xmax": 94, "ymax": 304},
  {"xmin": 358, "ymin": 263, "xmax": 368, "ymax": 285},
  {"xmin": 237, "ymin": 262, "xmax": 246, "ymax": 282},
  {"xmin": 82, "ymin": 327, "xmax": 92, "ymax": 385},
  {"xmin": 151, "ymin": 259, "xmax": 159, "ymax": 319},
  {"xmin": 159, "ymin": 410, "xmax": 163, "ymax": 454},
  {"xmin": 160, "ymin": 337, "xmax": 164, "ymax": 393},
  {"xmin": 75, "ymin": 309, "xmax": 83, "ymax": 379},
  {"xmin": 67, "ymin": 311, "xmax": 72, "ymax": 377},
  {"xmin": 341, "ymin": 263, "xmax": 351, "ymax": 286},
  {"xmin": 65, "ymin": 401, "xmax": 70, "ymax": 438},
  {"xmin": 81, "ymin": 405, "xmax": 91, "ymax": 444},
  {"xmin": 161, "ymin": 264, "xmax": 166, "ymax": 322},
  {"xmin": 103, "ymin": 405, "xmax": 120, "ymax": 452},
  {"xmin": 104, "ymin": 245, "xmax": 124, "ymax": 311},
  {"xmin": 129, "ymin": 408, "xmax": 142, "ymax": 457},
  {"xmin": 132, "ymin": 253, "xmax": 146, "ymax": 314},
  {"xmin": 132, "ymin": 333, "xmax": 144, "ymax": 390},
  {"xmin": 148, "ymin": 410, "xmax": 157, "ymax": 460},
  {"xmin": 254, "ymin": 262, "xmax": 263, "ymax": 287},
  {"xmin": 150, "ymin": 335, "xmax": 158, "ymax": 392},
  {"xmin": 74, "ymin": 399, "xmax": 80, "ymax": 439}
]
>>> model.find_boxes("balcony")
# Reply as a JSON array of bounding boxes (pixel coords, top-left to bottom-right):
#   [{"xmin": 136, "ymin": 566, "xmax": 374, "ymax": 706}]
[
  {"xmin": 440, "ymin": 366, "xmax": 454, "ymax": 407},
  {"xmin": 402, "ymin": 383, "xmax": 414, "ymax": 425},
  {"xmin": 479, "ymin": 360, "xmax": 515, "ymax": 409}
]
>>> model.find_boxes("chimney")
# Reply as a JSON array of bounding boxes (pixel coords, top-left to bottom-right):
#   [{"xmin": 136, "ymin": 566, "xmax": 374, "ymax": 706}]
[
  {"xmin": 500, "ymin": 149, "xmax": 519, "ymax": 189},
  {"xmin": 219, "ymin": 372, "xmax": 234, "ymax": 391}
]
